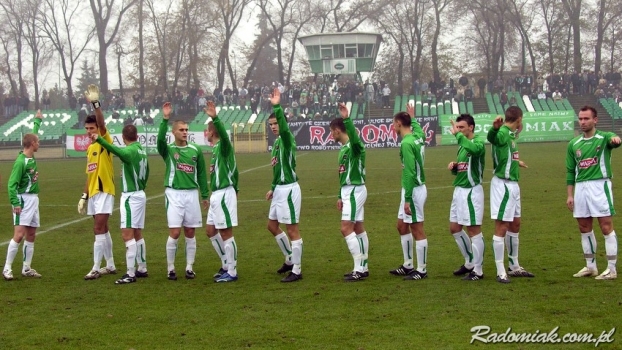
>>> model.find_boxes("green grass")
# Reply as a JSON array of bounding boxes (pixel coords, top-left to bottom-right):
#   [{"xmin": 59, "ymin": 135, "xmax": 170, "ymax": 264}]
[{"xmin": 1, "ymin": 143, "xmax": 621, "ymax": 349}]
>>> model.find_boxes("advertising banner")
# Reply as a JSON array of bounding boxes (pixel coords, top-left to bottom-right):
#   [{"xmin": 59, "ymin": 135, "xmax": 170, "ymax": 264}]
[
  {"xmin": 66, "ymin": 124, "xmax": 213, "ymax": 157},
  {"xmin": 438, "ymin": 111, "xmax": 575, "ymax": 145},
  {"xmin": 267, "ymin": 116, "xmax": 438, "ymax": 151}
]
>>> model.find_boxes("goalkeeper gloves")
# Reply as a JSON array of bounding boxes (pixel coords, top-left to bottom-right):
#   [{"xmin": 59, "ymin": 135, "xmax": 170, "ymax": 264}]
[
  {"xmin": 78, "ymin": 193, "xmax": 87, "ymax": 215},
  {"xmin": 84, "ymin": 84, "xmax": 101, "ymax": 109}
]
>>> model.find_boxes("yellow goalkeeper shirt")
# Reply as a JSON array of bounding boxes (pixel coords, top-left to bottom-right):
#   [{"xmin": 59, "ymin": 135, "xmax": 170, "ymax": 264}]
[{"xmin": 86, "ymin": 130, "xmax": 115, "ymax": 197}]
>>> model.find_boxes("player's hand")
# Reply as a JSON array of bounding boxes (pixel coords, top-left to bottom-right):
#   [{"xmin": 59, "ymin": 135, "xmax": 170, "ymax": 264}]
[
  {"xmin": 78, "ymin": 193, "xmax": 87, "ymax": 215},
  {"xmin": 448, "ymin": 162, "xmax": 457, "ymax": 170},
  {"xmin": 449, "ymin": 119, "xmax": 459, "ymax": 135},
  {"xmin": 90, "ymin": 133, "xmax": 99, "ymax": 142},
  {"xmin": 84, "ymin": 84, "xmax": 100, "ymax": 102},
  {"xmin": 406, "ymin": 103, "xmax": 414, "ymax": 118},
  {"xmin": 519, "ymin": 160, "xmax": 528, "ymax": 168},
  {"xmin": 35, "ymin": 109, "xmax": 43, "ymax": 120},
  {"xmin": 338, "ymin": 103, "xmax": 349, "ymax": 119},
  {"xmin": 162, "ymin": 102, "xmax": 172, "ymax": 120},
  {"xmin": 202, "ymin": 200, "xmax": 209, "ymax": 211},
  {"xmin": 337, "ymin": 199, "xmax": 343, "ymax": 211},
  {"xmin": 12, "ymin": 206, "xmax": 22, "ymax": 215},
  {"xmin": 610, "ymin": 136, "xmax": 621, "ymax": 145},
  {"xmin": 492, "ymin": 116, "xmax": 504, "ymax": 129},
  {"xmin": 404, "ymin": 202, "xmax": 412, "ymax": 216},
  {"xmin": 270, "ymin": 88, "xmax": 280, "ymax": 106},
  {"xmin": 566, "ymin": 196, "xmax": 574, "ymax": 212},
  {"xmin": 266, "ymin": 190, "xmax": 274, "ymax": 200},
  {"xmin": 204, "ymin": 101, "xmax": 217, "ymax": 118}
]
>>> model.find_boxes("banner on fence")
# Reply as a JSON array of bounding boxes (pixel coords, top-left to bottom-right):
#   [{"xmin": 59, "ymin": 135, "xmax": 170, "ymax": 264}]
[
  {"xmin": 267, "ymin": 116, "xmax": 439, "ymax": 151},
  {"xmin": 65, "ymin": 125, "xmax": 213, "ymax": 157},
  {"xmin": 438, "ymin": 110, "xmax": 575, "ymax": 145}
]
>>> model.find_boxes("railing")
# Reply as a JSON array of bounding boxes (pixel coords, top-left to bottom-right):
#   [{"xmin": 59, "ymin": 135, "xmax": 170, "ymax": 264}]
[{"xmin": 231, "ymin": 123, "xmax": 267, "ymax": 153}]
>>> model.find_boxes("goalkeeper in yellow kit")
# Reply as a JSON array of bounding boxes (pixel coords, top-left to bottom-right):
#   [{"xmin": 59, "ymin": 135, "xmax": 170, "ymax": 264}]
[{"xmin": 79, "ymin": 85, "xmax": 117, "ymax": 280}]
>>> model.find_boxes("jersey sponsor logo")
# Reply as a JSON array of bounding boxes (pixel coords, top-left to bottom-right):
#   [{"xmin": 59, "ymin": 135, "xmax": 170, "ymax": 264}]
[
  {"xmin": 456, "ymin": 162, "xmax": 469, "ymax": 172},
  {"xmin": 578, "ymin": 157, "xmax": 598, "ymax": 169},
  {"xmin": 177, "ymin": 163, "xmax": 195, "ymax": 173},
  {"xmin": 74, "ymin": 134, "xmax": 92, "ymax": 152},
  {"xmin": 576, "ymin": 149, "xmax": 581, "ymax": 158},
  {"xmin": 339, "ymin": 164, "xmax": 346, "ymax": 173},
  {"xmin": 271, "ymin": 156, "xmax": 278, "ymax": 167},
  {"xmin": 512, "ymin": 152, "xmax": 519, "ymax": 160},
  {"xmin": 87, "ymin": 163, "xmax": 98, "ymax": 172}
]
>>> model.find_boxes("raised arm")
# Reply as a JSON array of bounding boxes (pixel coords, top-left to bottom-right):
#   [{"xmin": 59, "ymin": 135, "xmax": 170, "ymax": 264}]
[
  {"xmin": 32, "ymin": 109, "xmax": 42, "ymax": 134},
  {"xmin": 406, "ymin": 103, "xmax": 425, "ymax": 140},
  {"xmin": 205, "ymin": 101, "xmax": 232, "ymax": 154},
  {"xmin": 157, "ymin": 102, "xmax": 172, "ymax": 159},
  {"xmin": 339, "ymin": 103, "xmax": 363, "ymax": 155},
  {"xmin": 84, "ymin": 85, "xmax": 107, "ymax": 136},
  {"xmin": 606, "ymin": 132, "xmax": 622, "ymax": 149},
  {"xmin": 270, "ymin": 88, "xmax": 293, "ymax": 146},
  {"xmin": 486, "ymin": 116, "xmax": 506, "ymax": 145}
]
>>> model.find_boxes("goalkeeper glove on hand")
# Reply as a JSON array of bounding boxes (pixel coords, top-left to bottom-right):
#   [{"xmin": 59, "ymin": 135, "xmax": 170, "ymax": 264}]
[
  {"xmin": 85, "ymin": 85, "xmax": 101, "ymax": 109},
  {"xmin": 78, "ymin": 193, "xmax": 87, "ymax": 215}
]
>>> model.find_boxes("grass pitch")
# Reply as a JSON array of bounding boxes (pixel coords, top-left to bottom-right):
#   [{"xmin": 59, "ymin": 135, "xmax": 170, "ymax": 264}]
[{"xmin": 0, "ymin": 142, "xmax": 621, "ymax": 349}]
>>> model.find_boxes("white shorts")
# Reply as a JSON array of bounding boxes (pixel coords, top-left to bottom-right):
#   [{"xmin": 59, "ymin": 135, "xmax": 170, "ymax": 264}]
[
  {"xmin": 341, "ymin": 185, "xmax": 367, "ymax": 222},
  {"xmin": 13, "ymin": 194, "xmax": 39, "ymax": 227},
  {"xmin": 87, "ymin": 192, "xmax": 114, "ymax": 215},
  {"xmin": 165, "ymin": 188, "xmax": 203, "ymax": 228},
  {"xmin": 269, "ymin": 183, "xmax": 301, "ymax": 224},
  {"xmin": 207, "ymin": 186, "xmax": 238, "ymax": 229},
  {"xmin": 450, "ymin": 185, "xmax": 484, "ymax": 226},
  {"xmin": 490, "ymin": 176, "xmax": 521, "ymax": 222},
  {"xmin": 574, "ymin": 179, "xmax": 615, "ymax": 218},
  {"xmin": 120, "ymin": 191, "xmax": 147, "ymax": 229},
  {"xmin": 398, "ymin": 185, "xmax": 427, "ymax": 224}
]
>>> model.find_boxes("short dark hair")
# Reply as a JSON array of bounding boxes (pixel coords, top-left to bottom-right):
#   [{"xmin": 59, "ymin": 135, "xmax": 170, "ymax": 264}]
[
  {"xmin": 122, "ymin": 125, "xmax": 138, "ymax": 142},
  {"xmin": 85, "ymin": 115, "xmax": 97, "ymax": 125},
  {"xmin": 393, "ymin": 111, "xmax": 412, "ymax": 127},
  {"xmin": 329, "ymin": 118, "xmax": 345, "ymax": 132},
  {"xmin": 579, "ymin": 105, "xmax": 597, "ymax": 118},
  {"xmin": 504, "ymin": 106, "xmax": 523, "ymax": 123},
  {"xmin": 456, "ymin": 114, "xmax": 475, "ymax": 128},
  {"xmin": 268, "ymin": 113, "xmax": 276, "ymax": 119}
]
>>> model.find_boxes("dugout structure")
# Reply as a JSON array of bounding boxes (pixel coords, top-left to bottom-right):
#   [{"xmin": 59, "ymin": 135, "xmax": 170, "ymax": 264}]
[{"xmin": 298, "ymin": 32, "xmax": 383, "ymax": 76}]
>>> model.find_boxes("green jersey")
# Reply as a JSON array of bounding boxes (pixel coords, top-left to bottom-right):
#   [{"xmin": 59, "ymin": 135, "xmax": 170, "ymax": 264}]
[
  {"xmin": 338, "ymin": 118, "xmax": 365, "ymax": 197},
  {"xmin": 487, "ymin": 125, "xmax": 520, "ymax": 181},
  {"xmin": 8, "ymin": 118, "xmax": 42, "ymax": 207},
  {"xmin": 96, "ymin": 137, "xmax": 149, "ymax": 192},
  {"xmin": 210, "ymin": 116, "xmax": 239, "ymax": 192},
  {"xmin": 400, "ymin": 121, "xmax": 426, "ymax": 199},
  {"xmin": 270, "ymin": 104, "xmax": 298, "ymax": 190},
  {"xmin": 566, "ymin": 130, "xmax": 621, "ymax": 185},
  {"xmin": 157, "ymin": 119, "xmax": 209, "ymax": 200},
  {"xmin": 451, "ymin": 133, "xmax": 485, "ymax": 188}
]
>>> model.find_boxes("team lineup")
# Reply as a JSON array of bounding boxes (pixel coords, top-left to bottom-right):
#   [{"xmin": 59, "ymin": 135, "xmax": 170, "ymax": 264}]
[{"xmin": 4, "ymin": 85, "xmax": 620, "ymax": 284}]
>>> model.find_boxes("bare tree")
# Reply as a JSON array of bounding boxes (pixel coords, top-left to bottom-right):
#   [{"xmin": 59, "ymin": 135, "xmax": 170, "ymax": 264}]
[
  {"xmin": 536, "ymin": 0, "xmax": 567, "ymax": 74},
  {"xmin": 145, "ymin": 0, "xmax": 176, "ymax": 92},
  {"xmin": 560, "ymin": 0, "xmax": 582, "ymax": 73},
  {"xmin": 22, "ymin": 0, "xmax": 53, "ymax": 109},
  {"xmin": 593, "ymin": 0, "xmax": 622, "ymax": 74},
  {"xmin": 39, "ymin": 0, "xmax": 95, "ymax": 98},
  {"xmin": 215, "ymin": 0, "xmax": 251, "ymax": 90},
  {"xmin": 0, "ymin": 0, "xmax": 27, "ymax": 97},
  {"xmin": 507, "ymin": 0, "xmax": 537, "ymax": 80},
  {"xmin": 430, "ymin": 0, "xmax": 453, "ymax": 84},
  {"xmin": 315, "ymin": 0, "xmax": 378, "ymax": 33},
  {"xmin": 89, "ymin": 0, "xmax": 137, "ymax": 93}
]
